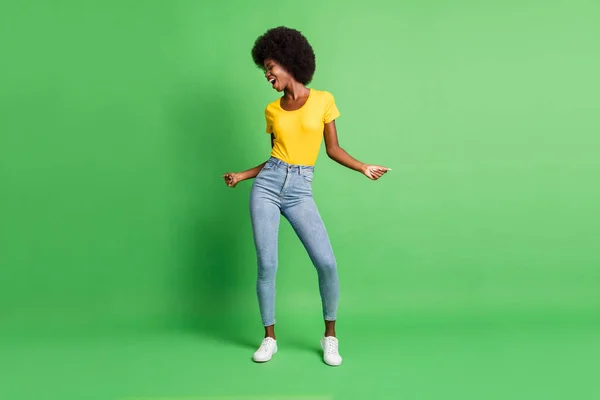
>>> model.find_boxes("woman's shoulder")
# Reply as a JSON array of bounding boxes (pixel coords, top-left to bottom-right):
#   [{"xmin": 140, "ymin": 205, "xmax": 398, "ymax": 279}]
[
  {"xmin": 310, "ymin": 88, "xmax": 334, "ymax": 98},
  {"xmin": 264, "ymin": 98, "xmax": 279, "ymax": 113},
  {"xmin": 265, "ymin": 96, "xmax": 279, "ymax": 106},
  {"xmin": 310, "ymin": 89, "xmax": 337, "ymax": 108}
]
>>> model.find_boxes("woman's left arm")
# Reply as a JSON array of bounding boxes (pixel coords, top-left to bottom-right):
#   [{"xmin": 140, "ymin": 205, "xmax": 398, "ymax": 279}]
[{"xmin": 323, "ymin": 120, "xmax": 390, "ymax": 181}]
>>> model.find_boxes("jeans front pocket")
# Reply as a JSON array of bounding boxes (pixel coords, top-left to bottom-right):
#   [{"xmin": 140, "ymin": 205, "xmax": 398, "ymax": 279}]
[
  {"xmin": 261, "ymin": 160, "xmax": 277, "ymax": 171},
  {"xmin": 300, "ymin": 170, "xmax": 314, "ymax": 183}
]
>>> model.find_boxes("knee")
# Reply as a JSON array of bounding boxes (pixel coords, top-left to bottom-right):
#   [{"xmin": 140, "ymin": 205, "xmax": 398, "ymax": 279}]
[
  {"xmin": 316, "ymin": 256, "xmax": 337, "ymax": 275},
  {"xmin": 257, "ymin": 263, "xmax": 277, "ymax": 281}
]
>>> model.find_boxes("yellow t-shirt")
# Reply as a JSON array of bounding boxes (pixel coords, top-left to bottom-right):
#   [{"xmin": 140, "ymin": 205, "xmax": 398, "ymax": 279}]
[{"xmin": 265, "ymin": 88, "xmax": 340, "ymax": 166}]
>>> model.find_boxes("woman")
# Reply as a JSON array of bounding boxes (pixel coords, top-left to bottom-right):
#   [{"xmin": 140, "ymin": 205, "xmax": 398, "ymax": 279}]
[{"xmin": 222, "ymin": 26, "xmax": 390, "ymax": 366}]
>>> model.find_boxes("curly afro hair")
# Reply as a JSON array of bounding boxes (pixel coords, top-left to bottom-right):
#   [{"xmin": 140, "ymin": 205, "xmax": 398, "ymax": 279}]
[{"xmin": 251, "ymin": 26, "xmax": 316, "ymax": 85}]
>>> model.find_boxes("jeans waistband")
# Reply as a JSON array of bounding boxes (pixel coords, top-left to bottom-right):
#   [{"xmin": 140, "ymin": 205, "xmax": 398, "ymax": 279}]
[{"xmin": 268, "ymin": 156, "xmax": 314, "ymax": 174}]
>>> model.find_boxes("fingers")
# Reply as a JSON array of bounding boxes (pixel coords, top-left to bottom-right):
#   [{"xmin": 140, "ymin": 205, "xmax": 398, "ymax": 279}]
[
  {"xmin": 223, "ymin": 172, "xmax": 236, "ymax": 187},
  {"xmin": 367, "ymin": 165, "xmax": 390, "ymax": 180}
]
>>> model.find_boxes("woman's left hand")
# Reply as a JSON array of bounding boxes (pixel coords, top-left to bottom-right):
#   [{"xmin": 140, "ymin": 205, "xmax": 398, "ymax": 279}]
[{"xmin": 362, "ymin": 165, "xmax": 391, "ymax": 181}]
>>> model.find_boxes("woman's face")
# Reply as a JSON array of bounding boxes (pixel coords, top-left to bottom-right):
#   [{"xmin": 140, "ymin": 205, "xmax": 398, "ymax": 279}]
[{"xmin": 263, "ymin": 58, "xmax": 292, "ymax": 92}]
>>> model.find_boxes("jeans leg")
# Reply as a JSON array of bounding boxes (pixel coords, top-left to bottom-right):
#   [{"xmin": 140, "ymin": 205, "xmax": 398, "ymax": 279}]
[
  {"xmin": 249, "ymin": 186, "xmax": 281, "ymax": 326},
  {"xmin": 283, "ymin": 197, "xmax": 339, "ymax": 321}
]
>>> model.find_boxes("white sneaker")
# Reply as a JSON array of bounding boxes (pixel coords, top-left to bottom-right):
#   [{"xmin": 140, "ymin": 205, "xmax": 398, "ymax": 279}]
[
  {"xmin": 253, "ymin": 337, "xmax": 277, "ymax": 362},
  {"xmin": 320, "ymin": 336, "xmax": 342, "ymax": 366}
]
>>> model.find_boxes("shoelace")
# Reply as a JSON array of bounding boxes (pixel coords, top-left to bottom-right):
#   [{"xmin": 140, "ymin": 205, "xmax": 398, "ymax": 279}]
[
  {"xmin": 324, "ymin": 338, "xmax": 338, "ymax": 355},
  {"xmin": 258, "ymin": 338, "xmax": 274, "ymax": 353}
]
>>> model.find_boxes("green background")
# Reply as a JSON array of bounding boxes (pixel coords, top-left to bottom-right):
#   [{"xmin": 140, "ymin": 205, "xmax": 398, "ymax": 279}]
[{"xmin": 1, "ymin": 1, "xmax": 599, "ymax": 399}]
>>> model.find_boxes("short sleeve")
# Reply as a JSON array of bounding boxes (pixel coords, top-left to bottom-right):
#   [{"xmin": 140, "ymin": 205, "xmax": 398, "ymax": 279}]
[
  {"xmin": 323, "ymin": 92, "xmax": 340, "ymax": 123},
  {"xmin": 265, "ymin": 106, "xmax": 273, "ymax": 133}
]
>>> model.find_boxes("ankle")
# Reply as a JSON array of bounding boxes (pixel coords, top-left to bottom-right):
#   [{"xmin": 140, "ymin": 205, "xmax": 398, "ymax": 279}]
[
  {"xmin": 264, "ymin": 324, "xmax": 276, "ymax": 340},
  {"xmin": 324, "ymin": 320, "xmax": 336, "ymax": 338}
]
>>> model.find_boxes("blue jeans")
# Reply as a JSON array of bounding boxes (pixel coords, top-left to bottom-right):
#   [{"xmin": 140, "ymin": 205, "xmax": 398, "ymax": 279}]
[{"xmin": 249, "ymin": 156, "xmax": 339, "ymax": 326}]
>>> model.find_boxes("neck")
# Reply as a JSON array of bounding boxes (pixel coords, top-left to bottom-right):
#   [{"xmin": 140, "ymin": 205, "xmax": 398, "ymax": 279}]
[{"xmin": 283, "ymin": 81, "xmax": 309, "ymax": 100}]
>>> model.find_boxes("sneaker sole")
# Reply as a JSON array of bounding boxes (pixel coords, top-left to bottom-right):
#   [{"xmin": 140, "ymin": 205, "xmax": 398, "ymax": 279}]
[
  {"xmin": 324, "ymin": 358, "xmax": 342, "ymax": 366},
  {"xmin": 253, "ymin": 347, "xmax": 278, "ymax": 363}
]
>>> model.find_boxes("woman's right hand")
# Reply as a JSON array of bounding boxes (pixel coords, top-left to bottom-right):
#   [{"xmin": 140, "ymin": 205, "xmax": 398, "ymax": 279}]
[
  {"xmin": 362, "ymin": 165, "xmax": 391, "ymax": 181},
  {"xmin": 222, "ymin": 172, "xmax": 241, "ymax": 188}
]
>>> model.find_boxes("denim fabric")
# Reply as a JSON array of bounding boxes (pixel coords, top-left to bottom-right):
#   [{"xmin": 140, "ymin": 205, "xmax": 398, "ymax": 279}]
[{"xmin": 249, "ymin": 156, "xmax": 339, "ymax": 326}]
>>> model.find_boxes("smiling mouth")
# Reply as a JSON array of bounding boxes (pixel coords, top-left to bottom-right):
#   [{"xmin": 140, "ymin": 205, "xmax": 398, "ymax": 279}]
[{"xmin": 269, "ymin": 78, "xmax": 276, "ymax": 86}]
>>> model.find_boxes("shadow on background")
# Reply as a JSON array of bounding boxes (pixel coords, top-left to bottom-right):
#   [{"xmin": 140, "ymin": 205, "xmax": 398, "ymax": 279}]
[{"xmin": 166, "ymin": 83, "xmax": 258, "ymax": 349}]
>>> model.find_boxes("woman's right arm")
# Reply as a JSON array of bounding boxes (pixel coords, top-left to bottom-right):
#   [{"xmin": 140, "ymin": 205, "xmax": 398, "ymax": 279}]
[
  {"xmin": 238, "ymin": 161, "xmax": 267, "ymax": 181},
  {"xmin": 223, "ymin": 162, "xmax": 266, "ymax": 188}
]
